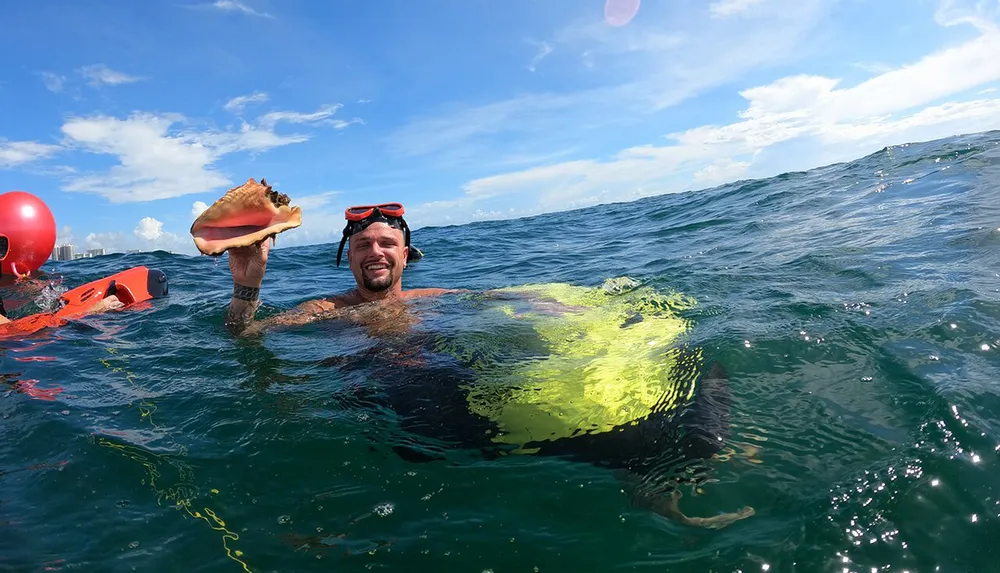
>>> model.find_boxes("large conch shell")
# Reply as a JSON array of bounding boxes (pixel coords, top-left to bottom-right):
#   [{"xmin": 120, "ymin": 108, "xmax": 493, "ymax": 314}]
[{"xmin": 190, "ymin": 177, "xmax": 302, "ymax": 256}]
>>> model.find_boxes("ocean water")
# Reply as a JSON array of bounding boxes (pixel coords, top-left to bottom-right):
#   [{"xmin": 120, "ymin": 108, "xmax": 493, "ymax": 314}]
[{"xmin": 3, "ymin": 130, "xmax": 1000, "ymax": 572}]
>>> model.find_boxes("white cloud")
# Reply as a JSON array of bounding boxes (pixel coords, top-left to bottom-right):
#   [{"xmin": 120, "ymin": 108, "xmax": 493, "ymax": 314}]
[
  {"xmin": 56, "ymin": 225, "xmax": 73, "ymax": 247},
  {"xmin": 709, "ymin": 0, "xmax": 765, "ymax": 18},
  {"xmin": 0, "ymin": 140, "xmax": 62, "ymax": 168},
  {"xmin": 414, "ymin": 18, "xmax": 1000, "ymax": 226},
  {"xmin": 59, "ymin": 113, "xmax": 232, "ymax": 203},
  {"xmin": 224, "ymin": 91, "xmax": 269, "ymax": 114},
  {"xmin": 82, "ymin": 217, "xmax": 192, "ymax": 254},
  {"xmin": 134, "ymin": 217, "xmax": 163, "ymax": 240},
  {"xmin": 57, "ymin": 101, "xmax": 358, "ymax": 203},
  {"xmin": 693, "ymin": 158, "xmax": 752, "ymax": 184},
  {"xmin": 191, "ymin": 201, "xmax": 209, "ymax": 219},
  {"xmin": 84, "ymin": 231, "xmax": 121, "ymax": 250},
  {"xmin": 212, "ymin": 0, "xmax": 273, "ymax": 19},
  {"xmin": 79, "ymin": 64, "xmax": 143, "ymax": 87}
]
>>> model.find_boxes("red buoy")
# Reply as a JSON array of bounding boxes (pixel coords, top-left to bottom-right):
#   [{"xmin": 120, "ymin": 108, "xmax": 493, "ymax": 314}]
[{"xmin": 0, "ymin": 191, "xmax": 57, "ymax": 278}]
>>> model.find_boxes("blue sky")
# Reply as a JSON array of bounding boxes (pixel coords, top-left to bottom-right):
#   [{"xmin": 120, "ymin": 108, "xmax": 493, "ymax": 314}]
[{"xmin": 2, "ymin": 0, "xmax": 1000, "ymax": 255}]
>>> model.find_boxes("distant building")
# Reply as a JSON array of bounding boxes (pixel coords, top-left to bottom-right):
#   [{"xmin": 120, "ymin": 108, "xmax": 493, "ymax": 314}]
[
  {"xmin": 50, "ymin": 245, "xmax": 111, "ymax": 261},
  {"xmin": 53, "ymin": 244, "xmax": 75, "ymax": 261}
]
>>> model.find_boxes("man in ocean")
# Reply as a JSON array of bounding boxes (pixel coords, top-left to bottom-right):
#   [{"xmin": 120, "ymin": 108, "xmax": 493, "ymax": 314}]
[
  {"xmin": 222, "ymin": 202, "xmax": 755, "ymax": 529},
  {"xmin": 223, "ymin": 202, "xmax": 453, "ymax": 337}
]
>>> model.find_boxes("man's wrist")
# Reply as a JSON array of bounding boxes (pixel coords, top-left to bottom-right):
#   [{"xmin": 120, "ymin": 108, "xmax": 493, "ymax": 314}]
[{"xmin": 232, "ymin": 282, "xmax": 261, "ymax": 302}]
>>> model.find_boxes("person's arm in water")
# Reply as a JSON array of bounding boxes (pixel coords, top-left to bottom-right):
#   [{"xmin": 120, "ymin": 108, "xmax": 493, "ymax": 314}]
[
  {"xmin": 0, "ymin": 267, "xmax": 8, "ymax": 324},
  {"xmin": 224, "ymin": 239, "xmax": 341, "ymax": 337}
]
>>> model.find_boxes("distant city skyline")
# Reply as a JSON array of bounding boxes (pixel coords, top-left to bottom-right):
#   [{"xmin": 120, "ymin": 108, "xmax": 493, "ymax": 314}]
[{"xmin": 50, "ymin": 244, "xmax": 113, "ymax": 261}]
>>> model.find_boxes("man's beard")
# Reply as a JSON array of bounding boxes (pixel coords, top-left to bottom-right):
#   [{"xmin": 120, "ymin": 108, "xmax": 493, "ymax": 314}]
[{"xmin": 362, "ymin": 270, "xmax": 393, "ymax": 292}]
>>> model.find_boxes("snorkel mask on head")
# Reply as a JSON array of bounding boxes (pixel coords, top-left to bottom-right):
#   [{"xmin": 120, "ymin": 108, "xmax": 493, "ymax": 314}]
[{"xmin": 336, "ymin": 203, "xmax": 412, "ymax": 267}]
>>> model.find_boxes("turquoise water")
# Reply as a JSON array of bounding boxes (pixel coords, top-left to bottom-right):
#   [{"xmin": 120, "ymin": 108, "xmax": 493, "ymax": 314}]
[{"xmin": 4, "ymin": 130, "xmax": 1000, "ymax": 572}]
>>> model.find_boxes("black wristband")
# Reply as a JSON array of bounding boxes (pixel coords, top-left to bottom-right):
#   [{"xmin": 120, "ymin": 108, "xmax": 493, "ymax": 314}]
[{"xmin": 233, "ymin": 282, "xmax": 260, "ymax": 302}]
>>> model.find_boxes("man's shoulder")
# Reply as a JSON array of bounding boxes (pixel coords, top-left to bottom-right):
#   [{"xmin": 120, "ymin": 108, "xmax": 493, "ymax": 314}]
[
  {"xmin": 296, "ymin": 295, "xmax": 351, "ymax": 313},
  {"xmin": 402, "ymin": 287, "xmax": 462, "ymax": 299}
]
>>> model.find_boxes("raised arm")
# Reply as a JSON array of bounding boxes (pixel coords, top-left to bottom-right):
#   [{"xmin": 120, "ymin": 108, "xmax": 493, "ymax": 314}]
[
  {"xmin": 223, "ymin": 241, "xmax": 268, "ymax": 334},
  {"xmin": 224, "ymin": 240, "xmax": 338, "ymax": 337}
]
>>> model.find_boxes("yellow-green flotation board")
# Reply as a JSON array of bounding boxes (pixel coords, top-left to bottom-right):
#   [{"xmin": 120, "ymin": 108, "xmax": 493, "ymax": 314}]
[{"xmin": 459, "ymin": 277, "xmax": 703, "ymax": 453}]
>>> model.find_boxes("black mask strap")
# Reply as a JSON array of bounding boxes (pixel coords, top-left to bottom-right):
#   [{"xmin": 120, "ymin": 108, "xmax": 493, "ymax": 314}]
[{"xmin": 336, "ymin": 228, "xmax": 351, "ymax": 267}]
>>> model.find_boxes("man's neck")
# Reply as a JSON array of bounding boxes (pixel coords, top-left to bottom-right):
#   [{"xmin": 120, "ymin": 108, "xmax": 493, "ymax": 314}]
[
  {"xmin": 345, "ymin": 284, "xmax": 404, "ymax": 305},
  {"xmin": 354, "ymin": 283, "xmax": 403, "ymax": 302}
]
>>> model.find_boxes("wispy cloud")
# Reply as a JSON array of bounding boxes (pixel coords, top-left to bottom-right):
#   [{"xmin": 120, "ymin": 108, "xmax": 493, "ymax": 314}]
[
  {"xmin": 57, "ymin": 100, "xmax": 358, "ymax": 203},
  {"xmin": 293, "ymin": 190, "xmax": 342, "ymax": 210},
  {"xmin": 258, "ymin": 103, "xmax": 349, "ymax": 129},
  {"xmin": 409, "ymin": 14, "xmax": 1000, "ymax": 227},
  {"xmin": 387, "ymin": 0, "xmax": 833, "ymax": 170},
  {"xmin": 79, "ymin": 64, "xmax": 144, "ymax": 87},
  {"xmin": 211, "ymin": 0, "xmax": 273, "ymax": 19},
  {"xmin": 36, "ymin": 65, "xmax": 141, "ymax": 94},
  {"xmin": 0, "ymin": 140, "xmax": 62, "ymax": 168},
  {"xmin": 386, "ymin": 93, "xmax": 578, "ymax": 161},
  {"xmin": 850, "ymin": 61, "xmax": 894, "ymax": 75},
  {"xmin": 525, "ymin": 39, "xmax": 553, "ymax": 72},
  {"xmin": 39, "ymin": 72, "xmax": 66, "ymax": 93},
  {"xmin": 934, "ymin": 0, "xmax": 1000, "ymax": 33},
  {"xmin": 224, "ymin": 91, "xmax": 269, "ymax": 114},
  {"xmin": 709, "ymin": 0, "xmax": 766, "ymax": 18}
]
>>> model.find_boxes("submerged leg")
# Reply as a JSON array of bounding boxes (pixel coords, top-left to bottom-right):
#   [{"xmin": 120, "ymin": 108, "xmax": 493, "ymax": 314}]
[
  {"xmin": 620, "ymin": 471, "xmax": 755, "ymax": 529},
  {"xmin": 618, "ymin": 357, "xmax": 755, "ymax": 529},
  {"xmin": 643, "ymin": 488, "xmax": 754, "ymax": 529}
]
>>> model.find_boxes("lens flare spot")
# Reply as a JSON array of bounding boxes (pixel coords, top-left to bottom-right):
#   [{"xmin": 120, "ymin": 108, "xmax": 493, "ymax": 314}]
[{"xmin": 605, "ymin": 0, "xmax": 640, "ymax": 27}]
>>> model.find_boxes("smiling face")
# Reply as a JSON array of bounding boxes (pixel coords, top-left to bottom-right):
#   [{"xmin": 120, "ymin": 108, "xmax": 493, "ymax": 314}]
[{"xmin": 346, "ymin": 222, "xmax": 409, "ymax": 295}]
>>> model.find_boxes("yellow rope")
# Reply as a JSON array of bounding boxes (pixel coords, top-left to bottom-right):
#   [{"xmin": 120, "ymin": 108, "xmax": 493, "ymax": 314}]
[{"xmin": 97, "ymin": 347, "xmax": 253, "ymax": 572}]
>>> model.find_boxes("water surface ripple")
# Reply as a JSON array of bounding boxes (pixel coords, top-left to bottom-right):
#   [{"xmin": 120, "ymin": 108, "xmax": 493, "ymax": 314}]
[{"xmin": 3, "ymin": 131, "xmax": 1000, "ymax": 572}]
